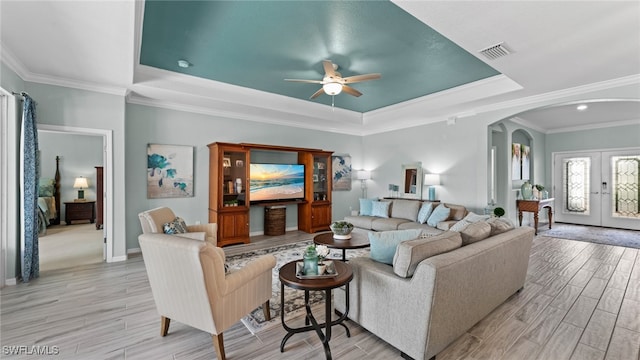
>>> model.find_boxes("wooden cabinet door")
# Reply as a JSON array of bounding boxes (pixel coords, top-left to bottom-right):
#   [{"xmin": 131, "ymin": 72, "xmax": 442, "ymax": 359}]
[
  {"xmin": 218, "ymin": 210, "xmax": 249, "ymax": 246},
  {"xmin": 311, "ymin": 204, "xmax": 331, "ymax": 230}
]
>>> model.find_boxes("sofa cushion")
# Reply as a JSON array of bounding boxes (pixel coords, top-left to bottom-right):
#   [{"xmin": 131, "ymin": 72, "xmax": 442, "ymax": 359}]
[
  {"xmin": 444, "ymin": 203, "xmax": 468, "ymax": 221},
  {"xmin": 450, "ymin": 219, "xmax": 472, "ymax": 232},
  {"xmin": 464, "ymin": 211, "xmax": 491, "ymax": 223},
  {"xmin": 417, "ymin": 202, "xmax": 434, "ymax": 224},
  {"xmin": 393, "ymin": 231, "xmax": 462, "ymax": 278},
  {"xmin": 427, "ymin": 204, "xmax": 451, "ymax": 227},
  {"xmin": 391, "ymin": 200, "xmax": 421, "ymax": 222},
  {"xmin": 344, "ymin": 215, "xmax": 376, "ymax": 230},
  {"xmin": 397, "ymin": 221, "xmax": 445, "ymax": 236},
  {"xmin": 369, "ymin": 229, "xmax": 423, "ymax": 265},
  {"xmin": 359, "ymin": 198, "xmax": 374, "ymax": 216},
  {"xmin": 460, "ymin": 221, "xmax": 492, "ymax": 245},
  {"xmin": 174, "ymin": 232, "xmax": 206, "ymax": 241},
  {"xmin": 487, "ymin": 217, "xmax": 515, "ymax": 236},
  {"xmin": 163, "ymin": 217, "xmax": 188, "ymax": 234},
  {"xmin": 371, "ymin": 201, "xmax": 391, "ymax": 218},
  {"xmin": 371, "ymin": 218, "xmax": 411, "ymax": 231}
]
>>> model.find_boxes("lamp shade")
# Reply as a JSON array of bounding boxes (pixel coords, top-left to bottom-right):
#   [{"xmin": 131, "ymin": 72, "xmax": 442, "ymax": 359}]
[
  {"xmin": 424, "ymin": 174, "xmax": 441, "ymax": 186},
  {"xmin": 323, "ymin": 82, "xmax": 342, "ymax": 96},
  {"xmin": 356, "ymin": 170, "xmax": 371, "ymax": 180},
  {"xmin": 73, "ymin": 177, "xmax": 89, "ymax": 189}
]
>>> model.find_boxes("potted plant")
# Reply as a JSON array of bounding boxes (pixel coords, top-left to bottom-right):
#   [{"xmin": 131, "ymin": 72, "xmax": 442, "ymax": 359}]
[
  {"xmin": 330, "ymin": 221, "xmax": 354, "ymax": 239},
  {"xmin": 493, "ymin": 207, "xmax": 505, "ymax": 218}
]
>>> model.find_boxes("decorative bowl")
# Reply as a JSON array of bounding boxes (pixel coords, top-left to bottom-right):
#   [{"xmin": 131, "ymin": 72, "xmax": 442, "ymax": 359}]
[{"xmin": 330, "ymin": 221, "xmax": 354, "ymax": 239}]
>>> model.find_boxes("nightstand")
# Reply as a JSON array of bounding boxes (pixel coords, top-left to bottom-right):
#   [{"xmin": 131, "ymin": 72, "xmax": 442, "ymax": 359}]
[{"xmin": 64, "ymin": 201, "xmax": 96, "ymax": 225}]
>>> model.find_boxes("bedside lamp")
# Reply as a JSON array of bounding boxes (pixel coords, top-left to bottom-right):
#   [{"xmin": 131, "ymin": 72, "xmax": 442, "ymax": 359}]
[
  {"xmin": 424, "ymin": 174, "xmax": 441, "ymax": 201},
  {"xmin": 357, "ymin": 170, "xmax": 371, "ymax": 198},
  {"xmin": 73, "ymin": 176, "xmax": 89, "ymax": 201}
]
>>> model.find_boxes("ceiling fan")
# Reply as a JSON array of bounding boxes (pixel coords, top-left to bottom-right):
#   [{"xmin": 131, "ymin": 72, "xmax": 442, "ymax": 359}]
[{"xmin": 285, "ymin": 60, "xmax": 381, "ymax": 99}]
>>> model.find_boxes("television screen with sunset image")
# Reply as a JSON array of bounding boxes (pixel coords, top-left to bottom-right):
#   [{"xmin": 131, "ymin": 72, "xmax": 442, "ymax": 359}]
[{"xmin": 249, "ymin": 163, "xmax": 305, "ymax": 203}]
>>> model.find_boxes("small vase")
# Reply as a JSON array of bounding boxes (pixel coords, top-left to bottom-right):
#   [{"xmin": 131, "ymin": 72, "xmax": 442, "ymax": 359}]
[
  {"xmin": 521, "ymin": 181, "xmax": 533, "ymax": 200},
  {"xmin": 532, "ymin": 187, "xmax": 540, "ymax": 200},
  {"xmin": 303, "ymin": 249, "xmax": 318, "ymax": 276}
]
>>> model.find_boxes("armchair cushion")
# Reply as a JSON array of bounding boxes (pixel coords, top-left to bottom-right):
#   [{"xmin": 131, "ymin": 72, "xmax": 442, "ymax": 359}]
[
  {"xmin": 174, "ymin": 232, "xmax": 206, "ymax": 241},
  {"xmin": 139, "ymin": 207, "xmax": 218, "ymax": 245}
]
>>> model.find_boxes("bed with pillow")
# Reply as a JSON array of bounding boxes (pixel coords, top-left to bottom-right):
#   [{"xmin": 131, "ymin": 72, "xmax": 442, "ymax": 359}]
[{"xmin": 37, "ymin": 156, "xmax": 61, "ymax": 235}]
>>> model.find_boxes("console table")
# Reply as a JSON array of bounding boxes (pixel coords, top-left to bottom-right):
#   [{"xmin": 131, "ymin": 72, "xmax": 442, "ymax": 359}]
[{"xmin": 516, "ymin": 198, "xmax": 554, "ymax": 235}]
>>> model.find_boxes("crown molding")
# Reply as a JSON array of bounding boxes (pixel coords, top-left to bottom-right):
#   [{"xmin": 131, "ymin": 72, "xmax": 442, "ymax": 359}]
[
  {"xmin": 1, "ymin": 44, "xmax": 128, "ymax": 96},
  {"xmin": 546, "ymin": 118, "xmax": 640, "ymax": 134},
  {"xmin": 0, "ymin": 43, "xmax": 29, "ymax": 80},
  {"xmin": 458, "ymin": 74, "xmax": 640, "ymax": 119},
  {"xmin": 127, "ymin": 87, "xmax": 366, "ymax": 136}
]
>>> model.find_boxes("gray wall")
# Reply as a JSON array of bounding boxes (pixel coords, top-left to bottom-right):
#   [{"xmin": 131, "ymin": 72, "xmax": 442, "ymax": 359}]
[
  {"xmin": 22, "ymin": 82, "xmax": 127, "ymax": 261},
  {"xmin": 124, "ymin": 103, "xmax": 365, "ymax": 251},
  {"xmin": 3, "ymin": 57, "xmax": 639, "ymax": 283}
]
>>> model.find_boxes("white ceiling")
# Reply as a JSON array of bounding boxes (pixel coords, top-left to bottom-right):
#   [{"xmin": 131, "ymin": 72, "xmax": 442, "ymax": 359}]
[{"xmin": 1, "ymin": 0, "xmax": 639, "ymax": 135}]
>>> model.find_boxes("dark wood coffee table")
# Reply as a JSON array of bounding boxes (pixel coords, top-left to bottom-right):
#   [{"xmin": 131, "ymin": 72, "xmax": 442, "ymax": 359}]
[
  {"xmin": 314, "ymin": 231, "xmax": 370, "ymax": 261},
  {"xmin": 279, "ymin": 260, "xmax": 353, "ymax": 360}
]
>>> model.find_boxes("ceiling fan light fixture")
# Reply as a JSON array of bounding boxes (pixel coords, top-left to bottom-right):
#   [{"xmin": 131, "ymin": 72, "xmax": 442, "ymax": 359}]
[{"xmin": 323, "ymin": 82, "xmax": 342, "ymax": 96}]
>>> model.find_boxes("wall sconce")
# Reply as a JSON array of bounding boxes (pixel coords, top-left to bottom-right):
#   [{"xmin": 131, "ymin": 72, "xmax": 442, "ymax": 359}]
[
  {"xmin": 423, "ymin": 174, "xmax": 441, "ymax": 201},
  {"xmin": 357, "ymin": 170, "xmax": 371, "ymax": 198},
  {"xmin": 73, "ymin": 176, "xmax": 89, "ymax": 201}
]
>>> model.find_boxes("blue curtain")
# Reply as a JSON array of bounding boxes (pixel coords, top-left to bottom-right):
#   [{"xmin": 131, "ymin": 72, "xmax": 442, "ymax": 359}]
[{"xmin": 22, "ymin": 94, "xmax": 39, "ymax": 282}]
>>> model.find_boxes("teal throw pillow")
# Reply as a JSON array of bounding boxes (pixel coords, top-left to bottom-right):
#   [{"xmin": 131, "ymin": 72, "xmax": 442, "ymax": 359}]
[
  {"xmin": 369, "ymin": 229, "xmax": 423, "ymax": 264},
  {"xmin": 427, "ymin": 204, "xmax": 451, "ymax": 227},
  {"xmin": 371, "ymin": 201, "xmax": 391, "ymax": 218},
  {"xmin": 417, "ymin": 202, "xmax": 434, "ymax": 224},
  {"xmin": 163, "ymin": 217, "xmax": 188, "ymax": 234},
  {"xmin": 359, "ymin": 198, "xmax": 374, "ymax": 216}
]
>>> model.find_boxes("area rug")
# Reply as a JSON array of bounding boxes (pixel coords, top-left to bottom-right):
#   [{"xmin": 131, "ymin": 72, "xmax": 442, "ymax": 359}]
[
  {"xmin": 225, "ymin": 240, "xmax": 370, "ymax": 334},
  {"xmin": 537, "ymin": 223, "xmax": 640, "ymax": 249}
]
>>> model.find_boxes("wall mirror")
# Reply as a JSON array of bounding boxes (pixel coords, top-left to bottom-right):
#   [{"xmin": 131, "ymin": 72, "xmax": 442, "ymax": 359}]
[{"xmin": 401, "ymin": 162, "xmax": 422, "ymax": 199}]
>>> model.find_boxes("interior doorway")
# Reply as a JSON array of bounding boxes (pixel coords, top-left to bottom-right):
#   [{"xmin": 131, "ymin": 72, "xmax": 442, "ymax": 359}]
[
  {"xmin": 38, "ymin": 124, "xmax": 114, "ymax": 263},
  {"xmin": 553, "ymin": 148, "xmax": 640, "ymax": 230},
  {"xmin": 37, "ymin": 130, "xmax": 105, "ymax": 271}
]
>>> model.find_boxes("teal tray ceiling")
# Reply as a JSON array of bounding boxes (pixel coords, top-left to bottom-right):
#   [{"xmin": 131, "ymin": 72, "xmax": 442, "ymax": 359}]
[{"xmin": 140, "ymin": 1, "xmax": 500, "ymax": 113}]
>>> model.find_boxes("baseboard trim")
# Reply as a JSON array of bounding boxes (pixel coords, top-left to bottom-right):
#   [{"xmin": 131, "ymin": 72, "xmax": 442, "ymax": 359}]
[
  {"xmin": 5, "ymin": 277, "xmax": 17, "ymax": 286},
  {"xmin": 109, "ymin": 255, "xmax": 128, "ymax": 263},
  {"xmin": 127, "ymin": 247, "xmax": 141, "ymax": 255}
]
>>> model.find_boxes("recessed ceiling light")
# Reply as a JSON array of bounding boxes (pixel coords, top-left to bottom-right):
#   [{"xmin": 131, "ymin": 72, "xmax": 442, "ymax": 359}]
[
  {"xmin": 576, "ymin": 104, "xmax": 588, "ymax": 111},
  {"xmin": 177, "ymin": 59, "xmax": 190, "ymax": 68}
]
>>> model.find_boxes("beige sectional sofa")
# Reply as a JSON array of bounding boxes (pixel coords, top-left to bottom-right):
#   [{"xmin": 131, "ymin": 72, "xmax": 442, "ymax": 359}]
[
  {"xmin": 344, "ymin": 199, "xmax": 468, "ymax": 236},
  {"xmin": 335, "ymin": 225, "xmax": 535, "ymax": 360}
]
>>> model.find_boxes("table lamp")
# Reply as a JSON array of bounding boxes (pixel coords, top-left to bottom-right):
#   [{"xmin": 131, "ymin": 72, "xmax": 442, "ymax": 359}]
[
  {"xmin": 424, "ymin": 174, "xmax": 441, "ymax": 201},
  {"xmin": 357, "ymin": 170, "xmax": 371, "ymax": 198},
  {"xmin": 73, "ymin": 176, "xmax": 89, "ymax": 201}
]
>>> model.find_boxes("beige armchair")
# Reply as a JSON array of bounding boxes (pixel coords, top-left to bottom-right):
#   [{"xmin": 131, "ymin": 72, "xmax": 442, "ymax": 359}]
[
  {"xmin": 138, "ymin": 207, "xmax": 217, "ymax": 245},
  {"xmin": 139, "ymin": 233, "xmax": 276, "ymax": 360}
]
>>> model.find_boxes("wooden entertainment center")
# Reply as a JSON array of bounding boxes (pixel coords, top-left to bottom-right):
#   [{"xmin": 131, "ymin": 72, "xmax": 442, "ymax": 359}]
[{"xmin": 208, "ymin": 142, "xmax": 333, "ymax": 247}]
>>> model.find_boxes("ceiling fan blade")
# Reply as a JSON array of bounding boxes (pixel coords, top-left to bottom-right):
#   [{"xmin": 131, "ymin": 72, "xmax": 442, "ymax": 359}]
[
  {"xmin": 309, "ymin": 87, "xmax": 325, "ymax": 99},
  {"xmin": 341, "ymin": 85, "xmax": 362, "ymax": 97},
  {"xmin": 322, "ymin": 60, "xmax": 337, "ymax": 77},
  {"xmin": 342, "ymin": 73, "xmax": 381, "ymax": 83},
  {"xmin": 285, "ymin": 78, "xmax": 324, "ymax": 84}
]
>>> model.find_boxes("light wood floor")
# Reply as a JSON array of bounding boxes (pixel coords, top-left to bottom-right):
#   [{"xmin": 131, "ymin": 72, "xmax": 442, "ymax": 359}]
[{"xmin": 1, "ymin": 232, "xmax": 639, "ymax": 359}]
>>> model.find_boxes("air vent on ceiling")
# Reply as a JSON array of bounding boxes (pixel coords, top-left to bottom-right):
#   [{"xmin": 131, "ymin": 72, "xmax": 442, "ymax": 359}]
[{"xmin": 479, "ymin": 42, "xmax": 511, "ymax": 60}]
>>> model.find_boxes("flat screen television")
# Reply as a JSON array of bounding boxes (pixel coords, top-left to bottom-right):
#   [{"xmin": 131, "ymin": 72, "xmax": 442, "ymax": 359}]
[{"xmin": 249, "ymin": 163, "xmax": 305, "ymax": 203}]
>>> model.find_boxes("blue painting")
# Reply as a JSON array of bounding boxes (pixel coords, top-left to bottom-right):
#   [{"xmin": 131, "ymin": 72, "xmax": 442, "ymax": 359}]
[
  {"xmin": 332, "ymin": 155, "xmax": 352, "ymax": 191},
  {"xmin": 147, "ymin": 144, "xmax": 194, "ymax": 198}
]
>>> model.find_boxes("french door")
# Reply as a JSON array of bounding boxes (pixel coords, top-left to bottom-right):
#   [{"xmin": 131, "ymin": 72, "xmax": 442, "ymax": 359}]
[{"xmin": 553, "ymin": 149, "xmax": 640, "ymax": 230}]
